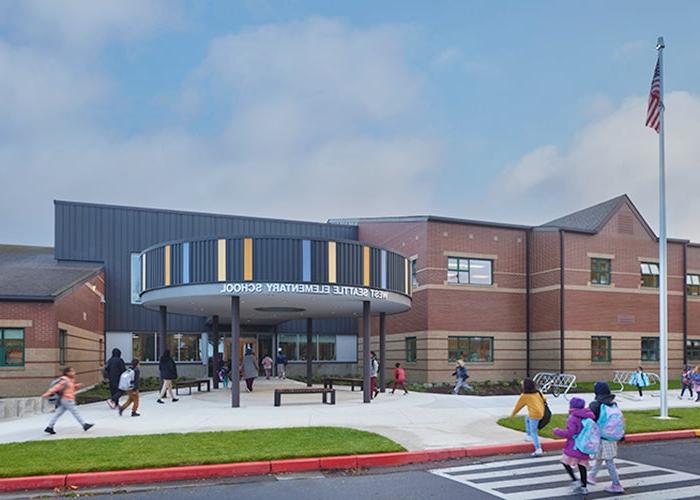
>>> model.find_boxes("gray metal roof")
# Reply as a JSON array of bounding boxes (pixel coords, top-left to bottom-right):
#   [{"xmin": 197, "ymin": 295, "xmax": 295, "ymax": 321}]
[
  {"xmin": 0, "ymin": 245, "xmax": 102, "ymax": 300},
  {"xmin": 538, "ymin": 195, "xmax": 627, "ymax": 233}
]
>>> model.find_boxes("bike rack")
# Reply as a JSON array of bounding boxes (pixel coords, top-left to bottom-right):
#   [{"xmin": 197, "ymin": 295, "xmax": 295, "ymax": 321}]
[
  {"xmin": 612, "ymin": 370, "xmax": 660, "ymax": 397},
  {"xmin": 533, "ymin": 372, "xmax": 577, "ymax": 400}
]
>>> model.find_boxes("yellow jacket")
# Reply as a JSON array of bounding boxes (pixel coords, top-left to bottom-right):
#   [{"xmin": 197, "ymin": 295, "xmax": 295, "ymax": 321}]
[{"xmin": 510, "ymin": 392, "xmax": 546, "ymax": 420}]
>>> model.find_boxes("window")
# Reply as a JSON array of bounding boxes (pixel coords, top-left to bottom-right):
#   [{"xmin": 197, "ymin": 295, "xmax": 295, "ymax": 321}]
[
  {"xmin": 641, "ymin": 337, "xmax": 660, "ymax": 362},
  {"xmin": 591, "ymin": 336, "xmax": 611, "ymax": 362},
  {"xmin": 168, "ymin": 333, "xmax": 202, "ymax": 362},
  {"xmin": 277, "ymin": 334, "xmax": 337, "ymax": 361},
  {"xmin": 687, "ymin": 340, "xmax": 700, "ymax": 361},
  {"xmin": 59, "ymin": 329, "xmax": 67, "ymax": 366},
  {"xmin": 448, "ymin": 336, "xmax": 493, "ymax": 363},
  {"xmin": 130, "ymin": 253, "xmax": 142, "ymax": 305},
  {"xmin": 640, "ymin": 262, "xmax": 660, "ymax": 288},
  {"xmin": 591, "ymin": 258, "xmax": 611, "ymax": 285},
  {"xmin": 405, "ymin": 337, "xmax": 417, "ymax": 362},
  {"xmin": 447, "ymin": 257, "xmax": 493, "ymax": 285},
  {"xmin": 687, "ymin": 274, "xmax": 700, "ymax": 296},
  {"xmin": 0, "ymin": 328, "xmax": 25, "ymax": 367},
  {"xmin": 411, "ymin": 259, "xmax": 418, "ymax": 288},
  {"xmin": 132, "ymin": 332, "xmax": 157, "ymax": 362}
]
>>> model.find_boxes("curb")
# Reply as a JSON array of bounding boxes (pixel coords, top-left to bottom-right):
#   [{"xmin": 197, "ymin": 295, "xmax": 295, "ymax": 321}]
[{"xmin": 1, "ymin": 430, "xmax": 697, "ymax": 493}]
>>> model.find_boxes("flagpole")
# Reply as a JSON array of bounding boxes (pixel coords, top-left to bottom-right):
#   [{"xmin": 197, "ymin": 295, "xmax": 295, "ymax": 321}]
[{"xmin": 656, "ymin": 36, "xmax": 668, "ymax": 419}]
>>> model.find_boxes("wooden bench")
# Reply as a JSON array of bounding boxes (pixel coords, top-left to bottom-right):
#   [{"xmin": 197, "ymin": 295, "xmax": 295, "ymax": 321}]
[
  {"xmin": 323, "ymin": 377, "xmax": 363, "ymax": 391},
  {"xmin": 175, "ymin": 378, "xmax": 211, "ymax": 396},
  {"xmin": 274, "ymin": 387, "xmax": 335, "ymax": 406}
]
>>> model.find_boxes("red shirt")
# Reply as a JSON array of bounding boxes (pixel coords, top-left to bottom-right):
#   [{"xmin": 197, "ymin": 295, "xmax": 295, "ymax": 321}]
[{"xmin": 394, "ymin": 367, "xmax": 406, "ymax": 382}]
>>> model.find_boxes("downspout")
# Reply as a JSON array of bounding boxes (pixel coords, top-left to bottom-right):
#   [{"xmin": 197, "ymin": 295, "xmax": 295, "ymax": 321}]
[
  {"xmin": 525, "ymin": 229, "xmax": 531, "ymax": 377},
  {"xmin": 683, "ymin": 242, "xmax": 688, "ymax": 366},
  {"xmin": 559, "ymin": 229, "xmax": 565, "ymax": 374}
]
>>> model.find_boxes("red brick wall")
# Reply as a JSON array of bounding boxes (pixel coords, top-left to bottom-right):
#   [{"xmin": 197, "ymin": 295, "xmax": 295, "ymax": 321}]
[{"xmin": 0, "ymin": 302, "xmax": 55, "ymax": 348}]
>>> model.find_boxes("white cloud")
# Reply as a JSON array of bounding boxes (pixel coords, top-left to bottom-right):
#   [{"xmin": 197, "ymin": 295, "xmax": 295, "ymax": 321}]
[
  {"xmin": 0, "ymin": 17, "xmax": 442, "ymax": 245},
  {"xmin": 494, "ymin": 91, "xmax": 700, "ymax": 241}
]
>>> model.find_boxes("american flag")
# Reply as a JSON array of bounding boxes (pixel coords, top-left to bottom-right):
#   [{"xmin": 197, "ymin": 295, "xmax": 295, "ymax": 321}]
[{"xmin": 646, "ymin": 56, "xmax": 662, "ymax": 132}]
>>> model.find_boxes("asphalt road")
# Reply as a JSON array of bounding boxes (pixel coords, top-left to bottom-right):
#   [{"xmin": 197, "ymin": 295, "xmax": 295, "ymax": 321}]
[{"xmin": 15, "ymin": 440, "xmax": 700, "ymax": 500}]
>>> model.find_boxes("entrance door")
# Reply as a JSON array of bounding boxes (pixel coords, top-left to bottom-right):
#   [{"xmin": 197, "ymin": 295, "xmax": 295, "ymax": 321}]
[{"xmin": 257, "ymin": 335, "xmax": 273, "ymax": 376}]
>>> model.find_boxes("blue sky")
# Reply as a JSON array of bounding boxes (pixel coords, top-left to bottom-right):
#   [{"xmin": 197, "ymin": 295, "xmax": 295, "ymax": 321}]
[{"xmin": 1, "ymin": 0, "xmax": 700, "ymax": 245}]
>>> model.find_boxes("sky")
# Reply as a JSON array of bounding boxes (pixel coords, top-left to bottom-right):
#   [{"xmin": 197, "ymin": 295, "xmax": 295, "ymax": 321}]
[{"xmin": 1, "ymin": 0, "xmax": 700, "ymax": 246}]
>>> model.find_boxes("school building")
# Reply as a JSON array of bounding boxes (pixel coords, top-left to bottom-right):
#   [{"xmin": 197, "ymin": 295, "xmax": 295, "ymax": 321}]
[{"xmin": 1, "ymin": 194, "xmax": 699, "ymax": 397}]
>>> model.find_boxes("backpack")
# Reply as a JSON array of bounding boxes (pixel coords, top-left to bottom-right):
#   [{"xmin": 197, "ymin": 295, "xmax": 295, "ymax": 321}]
[
  {"xmin": 537, "ymin": 392, "xmax": 552, "ymax": 430},
  {"xmin": 574, "ymin": 417, "xmax": 601, "ymax": 456},
  {"xmin": 47, "ymin": 377, "xmax": 67, "ymax": 406},
  {"xmin": 598, "ymin": 404, "xmax": 625, "ymax": 441},
  {"xmin": 118, "ymin": 368, "xmax": 135, "ymax": 391}
]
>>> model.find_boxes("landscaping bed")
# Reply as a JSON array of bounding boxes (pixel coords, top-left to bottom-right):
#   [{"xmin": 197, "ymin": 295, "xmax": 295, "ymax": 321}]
[
  {"xmin": 0, "ymin": 427, "xmax": 404, "ymax": 478},
  {"xmin": 498, "ymin": 407, "xmax": 700, "ymax": 439}
]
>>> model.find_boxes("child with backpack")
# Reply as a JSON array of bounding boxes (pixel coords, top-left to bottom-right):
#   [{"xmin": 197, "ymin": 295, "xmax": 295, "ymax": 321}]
[
  {"xmin": 679, "ymin": 365, "xmax": 694, "ymax": 400},
  {"xmin": 452, "ymin": 360, "xmax": 472, "ymax": 394},
  {"xmin": 588, "ymin": 381, "xmax": 625, "ymax": 494},
  {"xmin": 118, "ymin": 359, "xmax": 141, "ymax": 417},
  {"xmin": 510, "ymin": 377, "xmax": 548, "ymax": 457},
  {"xmin": 691, "ymin": 366, "xmax": 700, "ymax": 402},
  {"xmin": 552, "ymin": 397, "xmax": 597, "ymax": 495},
  {"xmin": 392, "ymin": 362, "xmax": 409, "ymax": 395},
  {"xmin": 42, "ymin": 367, "xmax": 94, "ymax": 435},
  {"xmin": 629, "ymin": 366, "xmax": 650, "ymax": 400}
]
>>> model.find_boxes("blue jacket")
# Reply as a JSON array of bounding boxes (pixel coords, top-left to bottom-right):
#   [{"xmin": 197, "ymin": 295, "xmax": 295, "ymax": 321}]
[{"xmin": 630, "ymin": 371, "xmax": 650, "ymax": 387}]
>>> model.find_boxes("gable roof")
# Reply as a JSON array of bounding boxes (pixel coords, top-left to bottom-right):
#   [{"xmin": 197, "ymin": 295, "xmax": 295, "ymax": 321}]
[
  {"xmin": 0, "ymin": 245, "xmax": 102, "ymax": 301},
  {"xmin": 538, "ymin": 194, "xmax": 656, "ymax": 238}
]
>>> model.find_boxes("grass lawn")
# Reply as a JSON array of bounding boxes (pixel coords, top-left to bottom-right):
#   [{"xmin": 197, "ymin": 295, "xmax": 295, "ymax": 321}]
[
  {"xmin": 573, "ymin": 379, "xmax": 681, "ymax": 394},
  {"xmin": 499, "ymin": 407, "xmax": 700, "ymax": 439},
  {"xmin": 0, "ymin": 427, "xmax": 404, "ymax": 478}
]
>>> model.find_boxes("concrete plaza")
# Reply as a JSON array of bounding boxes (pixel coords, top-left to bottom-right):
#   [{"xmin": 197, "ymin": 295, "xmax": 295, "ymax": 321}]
[{"xmin": 0, "ymin": 379, "xmax": 696, "ymax": 450}]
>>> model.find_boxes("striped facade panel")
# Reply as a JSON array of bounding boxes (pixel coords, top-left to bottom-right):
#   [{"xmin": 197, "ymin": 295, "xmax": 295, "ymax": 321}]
[
  {"xmin": 171, "ymin": 243, "xmax": 184, "ymax": 285},
  {"xmin": 253, "ymin": 238, "xmax": 302, "ymax": 283},
  {"xmin": 243, "ymin": 238, "xmax": 253, "ymax": 281},
  {"xmin": 336, "ymin": 242, "xmax": 362, "ymax": 285},
  {"xmin": 380, "ymin": 250, "xmax": 387, "ymax": 289},
  {"xmin": 181, "ymin": 242, "xmax": 190, "ymax": 284},
  {"xmin": 311, "ymin": 240, "xmax": 328, "ymax": 283},
  {"xmin": 54, "ymin": 201, "xmax": 357, "ymax": 332},
  {"xmin": 164, "ymin": 245, "xmax": 171, "ymax": 286},
  {"xmin": 302, "ymin": 240, "xmax": 311, "ymax": 282},
  {"xmin": 146, "ymin": 246, "xmax": 165, "ymax": 289},
  {"xmin": 226, "ymin": 239, "xmax": 245, "ymax": 282},
  {"xmin": 370, "ymin": 247, "xmax": 382, "ymax": 288},
  {"xmin": 217, "ymin": 239, "xmax": 227, "ymax": 281},
  {"xmin": 386, "ymin": 252, "xmax": 405, "ymax": 293},
  {"xmin": 191, "ymin": 239, "xmax": 217, "ymax": 284}
]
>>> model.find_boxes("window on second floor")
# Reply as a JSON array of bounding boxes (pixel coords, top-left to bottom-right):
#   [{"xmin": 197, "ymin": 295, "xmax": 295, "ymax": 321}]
[
  {"xmin": 687, "ymin": 274, "xmax": 700, "ymax": 296},
  {"xmin": 447, "ymin": 257, "xmax": 493, "ymax": 285},
  {"xmin": 591, "ymin": 258, "xmax": 611, "ymax": 285},
  {"xmin": 411, "ymin": 259, "xmax": 418, "ymax": 288},
  {"xmin": 640, "ymin": 262, "xmax": 660, "ymax": 288}
]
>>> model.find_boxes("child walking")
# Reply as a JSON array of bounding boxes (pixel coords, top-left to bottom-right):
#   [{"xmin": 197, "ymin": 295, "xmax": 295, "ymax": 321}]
[
  {"xmin": 119, "ymin": 359, "xmax": 141, "ymax": 417},
  {"xmin": 42, "ymin": 367, "xmax": 94, "ymax": 434},
  {"xmin": 510, "ymin": 377, "xmax": 546, "ymax": 457},
  {"xmin": 552, "ymin": 397, "xmax": 596, "ymax": 495},
  {"xmin": 261, "ymin": 354, "xmax": 273, "ymax": 380},
  {"xmin": 630, "ymin": 366, "xmax": 650, "ymax": 400},
  {"xmin": 679, "ymin": 365, "xmax": 694, "ymax": 400},
  {"xmin": 691, "ymin": 366, "xmax": 700, "ymax": 402},
  {"xmin": 588, "ymin": 382, "xmax": 625, "ymax": 494},
  {"xmin": 391, "ymin": 363, "xmax": 408, "ymax": 395}
]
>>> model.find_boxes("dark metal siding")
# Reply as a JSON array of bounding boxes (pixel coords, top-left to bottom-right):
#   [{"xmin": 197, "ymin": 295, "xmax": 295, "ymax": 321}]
[
  {"xmin": 54, "ymin": 201, "xmax": 358, "ymax": 332},
  {"xmin": 253, "ymin": 238, "xmax": 302, "ymax": 283},
  {"xmin": 336, "ymin": 242, "xmax": 362, "ymax": 285}
]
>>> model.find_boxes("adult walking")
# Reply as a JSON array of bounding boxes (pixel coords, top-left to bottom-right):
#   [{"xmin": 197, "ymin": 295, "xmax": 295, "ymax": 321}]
[
  {"xmin": 370, "ymin": 351, "xmax": 379, "ymax": 399},
  {"xmin": 243, "ymin": 348, "xmax": 258, "ymax": 392},
  {"xmin": 157, "ymin": 349, "xmax": 179, "ymax": 404},
  {"xmin": 42, "ymin": 367, "xmax": 94, "ymax": 434},
  {"xmin": 276, "ymin": 348, "xmax": 288, "ymax": 379},
  {"xmin": 510, "ymin": 377, "xmax": 546, "ymax": 457},
  {"xmin": 119, "ymin": 359, "xmax": 141, "ymax": 417},
  {"xmin": 104, "ymin": 348, "xmax": 126, "ymax": 409}
]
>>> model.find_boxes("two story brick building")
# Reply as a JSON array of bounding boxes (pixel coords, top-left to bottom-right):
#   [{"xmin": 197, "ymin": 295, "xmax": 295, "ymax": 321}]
[{"xmin": 348, "ymin": 195, "xmax": 700, "ymax": 383}]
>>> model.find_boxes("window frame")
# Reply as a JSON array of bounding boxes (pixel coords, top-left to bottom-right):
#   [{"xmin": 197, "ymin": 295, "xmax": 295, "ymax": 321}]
[
  {"xmin": 686, "ymin": 339, "xmax": 700, "ymax": 362},
  {"xmin": 405, "ymin": 336, "xmax": 417, "ymax": 363},
  {"xmin": 411, "ymin": 259, "xmax": 418, "ymax": 288},
  {"xmin": 640, "ymin": 262, "xmax": 660, "ymax": 288},
  {"xmin": 591, "ymin": 335, "xmax": 611, "ymax": 363},
  {"xmin": 686, "ymin": 274, "xmax": 700, "ymax": 297},
  {"xmin": 447, "ymin": 336, "xmax": 494, "ymax": 363},
  {"xmin": 277, "ymin": 334, "xmax": 338, "ymax": 362},
  {"xmin": 641, "ymin": 336, "xmax": 660, "ymax": 362},
  {"xmin": 447, "ymin": 257, "xmax": 493, "ymax": 285},
  {"xmin": 0, "ymin": 328, "xmax": 25, "ymax": 367},
  {"xmin": 590, "ymin": 258, "xmax": 612, "ymax": 285}
]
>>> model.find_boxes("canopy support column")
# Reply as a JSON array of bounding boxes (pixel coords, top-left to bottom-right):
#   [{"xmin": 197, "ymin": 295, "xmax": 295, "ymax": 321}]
[
  {"xmin": 212, "ymin": 315, "xmax": 220, "ymax": 389},
  {"xmin": 363, "ymin": 301, "xmax": 371, "ymax": 403},
  {"xmin": 306, "ymin": 318, "xmax": 313, "ymax": 387},
  {"xmin": 231, "ymin": 296, "xmax": 240, "ymax": 408},
  {"xmin": 379, "ymin": 312, "xmax": 386, "ymax": 393}
]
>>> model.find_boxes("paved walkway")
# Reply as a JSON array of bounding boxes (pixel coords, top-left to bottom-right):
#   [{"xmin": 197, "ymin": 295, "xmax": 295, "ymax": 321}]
[{"xmin": 0, "ymin": 379, "xmax": 696, "ymax": 450}]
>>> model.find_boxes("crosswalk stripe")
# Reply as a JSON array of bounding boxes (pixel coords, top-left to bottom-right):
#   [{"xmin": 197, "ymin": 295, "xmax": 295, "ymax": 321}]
[
  {"xmin": 507, "ymin": 471, "xmax": 700, "ymax": 500},
  {"xmin": 621, "ymin": 485, "xmax": 700, "ymax": 500},
  {"xmin": 430, "ymin": 457, "xmax": 700, "ymax": 499},
  {"xmin": 478, "ymin": 464, "xmax": 655, "ymax": 489},
  {"xmin": 433, "ymin": 456, "xmax": 561, "ymax": 474}
]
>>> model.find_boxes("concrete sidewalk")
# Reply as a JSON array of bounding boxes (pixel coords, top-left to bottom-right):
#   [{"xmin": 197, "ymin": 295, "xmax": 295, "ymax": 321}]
[{"xmin": 0, "ymin": 379, "xmax": 696, "ymax": 450}]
